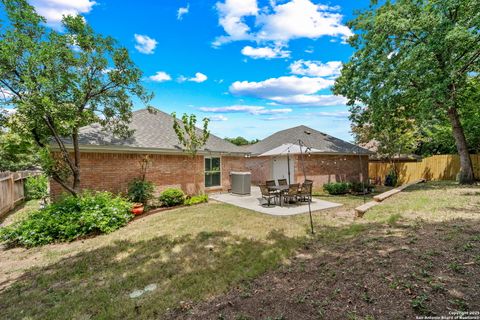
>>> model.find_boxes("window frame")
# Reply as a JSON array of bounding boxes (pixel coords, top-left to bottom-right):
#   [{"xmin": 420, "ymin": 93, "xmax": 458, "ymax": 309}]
[{"xmin": 204, "ymin": 156, "xmax": 222, "ymax": 188}]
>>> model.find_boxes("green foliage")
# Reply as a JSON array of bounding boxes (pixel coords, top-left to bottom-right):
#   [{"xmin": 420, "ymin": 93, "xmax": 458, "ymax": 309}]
[
  {"xmin": 0, "ymin": 191, "xmax": 133, "ymax": 247},
  {"xmin": 0, "ymin": 0, "xmax": 152, "ymax": 195},
  {"xmin": 159, "ymin": 188, "xmax": 185, "ymax": 207},
  {"xmin": 334, "ymin": 0, "xmax": 480, "ymax": 183},
  {"xmin": 184, "ymin": 194, "xmax": 208, "ymax": 206},
  {"xmin": 350, "ymin": 181, "xmax": 373, "ymax": 194},
  {"xmin": 24, "ymin": 174, "xmax": 48, "ymax": 200},
  {"xmin": 127, "ymin": 179, "xmax": 155, "ymax": 205},
  {"xmin": 171, "ymin": 112, "xmax": 210, "ymax": 156},
  {"xmin": 0, "ymin": 130, "xmax": 39, "ymax": 171},
  {"xmin": 224, "ymin": 136, "xmax": 259, "ymax": 146},
  {"xmin": 384, "ymin": 169, "xmax": 398, "ymax": 187},
  {"xmin": 323, "ymin": 182, "xmax": 351, "ymax": 195}
]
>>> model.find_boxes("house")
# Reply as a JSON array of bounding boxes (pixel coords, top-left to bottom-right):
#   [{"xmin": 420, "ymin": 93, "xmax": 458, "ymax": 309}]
[
  {"xmin": 244, "ymin": 126, "xmax": 371, "ymax": 190},
  {"xmin": 50, "ymin": 109, "xmax": 371, "ymax": 198},
  {"xmin": 50, "ymin": 108, "xmax": 248, "ymax": 198}
]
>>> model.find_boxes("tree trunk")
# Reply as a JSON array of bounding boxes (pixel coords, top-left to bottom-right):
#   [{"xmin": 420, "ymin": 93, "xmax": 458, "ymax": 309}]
[
  {"xmin": 447, "ymin": 107, "xmax": 475, "ymax": 184},
  {"xmin": 72, "ymin": 130, "xmax": 81, "ymax": 195}
]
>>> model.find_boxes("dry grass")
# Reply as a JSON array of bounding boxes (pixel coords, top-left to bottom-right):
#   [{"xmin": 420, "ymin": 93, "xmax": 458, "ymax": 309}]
[
  {"xmin": 2, "ymin": 182, "xmax": 477, "ymax": 319},
  {"xmin": 0, "ymin": 194, "xmax": 367, "ymax": 320}
]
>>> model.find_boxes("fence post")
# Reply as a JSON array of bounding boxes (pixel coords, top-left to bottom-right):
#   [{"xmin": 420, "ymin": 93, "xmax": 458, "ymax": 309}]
[{"xmin": 9, "ymin": 173, "xmax": 15, "ymax": 211}]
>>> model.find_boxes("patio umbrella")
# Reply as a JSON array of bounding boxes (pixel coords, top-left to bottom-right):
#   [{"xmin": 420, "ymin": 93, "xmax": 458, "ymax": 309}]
[
  {"xmin": 258, "ymin": 143, "xmax": 321, "ymax": 157},
  {"xmin": 259, "ymin": 144, "xmax": 321, "ymax": 184}
]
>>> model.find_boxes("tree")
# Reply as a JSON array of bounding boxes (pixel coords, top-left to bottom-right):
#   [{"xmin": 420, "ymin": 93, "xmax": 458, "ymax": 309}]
[
  {"xmin": 172, "ymin": 112, "xmax": 210, "ymax": 157},
  {"xmin": 172, "ymin": 112, "xmax": 210, "ymax": 193},
  {"xmin": 224, "ymin": 136, "xmax": 259, "ymax": 146},
  {"xmin": 334, "ymin": 0, "xmax": 480, "ymax": 184},
  {"xmin": 0, "ymin": 0, "xmax": 151, "ymax": 195}
]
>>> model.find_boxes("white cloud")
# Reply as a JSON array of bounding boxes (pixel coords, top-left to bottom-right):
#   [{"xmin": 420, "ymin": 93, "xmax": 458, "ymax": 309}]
[
  {"xmin": 134, "ymin": 34, "xmax": 158, "ymax": 54},
  {"xmin": 213, "ymin": 0, "xmax": 259, "ymax": 46},
  {"xmin": 241, "ymin": 45, "xmax": 290, "ymax": 59},
  {"xmin": 270, "ymin": 94, "xmax": 347, "ymax": 106},
  {"xmin": 148, "ymin": 71, "xmax": 172, "ymax": 82},
  {"xmin": 209, "ymin": 115, "xmax": 228, "ymax": 121},
  {"xmin": 256, "ymin": 0, "xmax": 352, "ymax": 42},
  {"xmin": 199, "ymin": 105, "xmax": 292, "ymax": 115},
  {"xmin": 289, "ymin": 60, "xmax": 342, "ymax": 78},
  {"xmin": 214, "ymin": 0, "xmax": 352, "ymax": 47},
  {"xmin": 177, "ymin": 4, "xmax": 189, "ymax": 20},
  {"xmin": 230, "ymin": 76, "xmax": 333, "ymax": 99},
  {"xmin": 30, "ymin": 0, "xmax": 96, "ymax": 27},
  {"xmin": 178, "ymin": 72, "xmax": 208, "ymax": 83},
  {"xmin": 309, "ymin": 111, "xmax": 350, "ymax": 118},
  {"xmin": 0, "ymin": 87, "xmax": 13, "ymax": 99}
]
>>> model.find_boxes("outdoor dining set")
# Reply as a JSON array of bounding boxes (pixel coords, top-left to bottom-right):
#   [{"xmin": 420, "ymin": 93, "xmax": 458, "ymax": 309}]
[{"xmin": 259, "ymin": 179, "xmax": 313, "ymax": 207}]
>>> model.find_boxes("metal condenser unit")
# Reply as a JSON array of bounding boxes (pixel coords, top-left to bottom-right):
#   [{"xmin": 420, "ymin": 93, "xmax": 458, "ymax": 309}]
[{"xmin": 230, "ymin": 172, "xmax": 251, "ymax": 195}]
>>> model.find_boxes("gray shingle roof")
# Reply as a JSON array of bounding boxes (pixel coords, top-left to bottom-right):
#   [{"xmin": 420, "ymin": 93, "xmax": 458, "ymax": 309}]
[
  {"xmin": 246, "ymin": 125, "xmax": 371, "ymax": 155},
  {"xmin": 73, "ymin": 108, "xmax": 246, "ymax": 154}
]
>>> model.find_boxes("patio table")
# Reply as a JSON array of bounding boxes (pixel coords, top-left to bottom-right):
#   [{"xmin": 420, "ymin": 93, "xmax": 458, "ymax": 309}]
[{"xmin": 268, "ymin": 185, "xmax": 289, "ymax": 206}]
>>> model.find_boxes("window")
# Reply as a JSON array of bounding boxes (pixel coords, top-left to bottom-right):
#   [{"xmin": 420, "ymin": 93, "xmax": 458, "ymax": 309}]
[{"xmin": 205, "ymin": 157, "xmax": 221, "ymax": 187}]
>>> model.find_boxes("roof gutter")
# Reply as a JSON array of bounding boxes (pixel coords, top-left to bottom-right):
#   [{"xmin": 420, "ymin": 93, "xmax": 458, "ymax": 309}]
[{"xmin": 49, "ymin": 144, "xmax": 250, "ymax": 157}]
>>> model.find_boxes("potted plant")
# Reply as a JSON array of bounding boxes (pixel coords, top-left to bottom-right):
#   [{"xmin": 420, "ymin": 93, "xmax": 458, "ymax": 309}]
[{"xmin": 127, "ymin": 178, "xmax": 155, "ymax": 215}]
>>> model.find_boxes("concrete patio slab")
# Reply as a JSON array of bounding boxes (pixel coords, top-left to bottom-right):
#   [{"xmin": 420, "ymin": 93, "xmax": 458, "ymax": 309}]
[{"xmin": 210, "ymin": 186, "xmax": 342, "ymax": 216}]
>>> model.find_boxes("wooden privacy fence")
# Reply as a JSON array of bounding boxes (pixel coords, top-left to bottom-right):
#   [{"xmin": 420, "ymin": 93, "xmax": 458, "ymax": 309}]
[
  {"xmin": 0, "ymin": 171, "xmax": 41, "ymax": 217},
  {"xmin": 369, "ymin": 154, "xmax": 480, "ymax": 185}
]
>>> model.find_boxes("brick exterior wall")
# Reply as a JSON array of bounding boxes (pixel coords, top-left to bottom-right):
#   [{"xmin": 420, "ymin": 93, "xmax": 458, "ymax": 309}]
[
  {"xmin": 50, "ymin": 152, "xmax": 247, "ymax": 198},
  {"xmin": 293, "ymin": 154, "xmax": 369, "ymax": 190},
  {"xmin": 245, "ymin": 157, "xmax": 271, "ymax": 185},
  {"xmin": 245, "ymin": 154, "xmax": 369, "ymax": 191}
]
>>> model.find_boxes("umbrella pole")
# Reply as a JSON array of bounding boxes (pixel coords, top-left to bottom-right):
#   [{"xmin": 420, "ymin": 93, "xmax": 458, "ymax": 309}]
[
  {"xmin": 287, "ymin": 151, "xmax": 291, "ymax": 185},
  {"xmin": 299, "ymin": 139, "xmax": 314, "ymax": 235}
]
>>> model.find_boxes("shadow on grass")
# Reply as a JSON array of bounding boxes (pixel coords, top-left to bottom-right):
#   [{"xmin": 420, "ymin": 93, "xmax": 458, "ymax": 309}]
[
  {"xmin": 0, "ymin": 229, "xmax": 303, "ymax": 320},
  {"xmin": 168, "ymin": 218, "xmax": 480, "ymax": 320}
]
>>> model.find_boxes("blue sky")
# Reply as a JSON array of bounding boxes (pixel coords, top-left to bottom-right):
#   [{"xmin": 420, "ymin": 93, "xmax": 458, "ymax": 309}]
[{"xmin": 21, "ymin": 0, "xmax": 370, "ymax": 141}]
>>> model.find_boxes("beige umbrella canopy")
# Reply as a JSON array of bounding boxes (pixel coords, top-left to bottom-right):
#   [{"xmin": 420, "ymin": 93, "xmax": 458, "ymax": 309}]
[{"xmin": 259, "ymin": 143, "xmax": 321, "ymax": 157}]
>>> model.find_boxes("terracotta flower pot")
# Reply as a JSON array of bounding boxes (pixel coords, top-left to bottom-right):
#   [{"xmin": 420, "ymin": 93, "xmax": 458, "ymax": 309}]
[{"xmin": 131, "ymin": 203, "xmax": 144, "ymax": 215}]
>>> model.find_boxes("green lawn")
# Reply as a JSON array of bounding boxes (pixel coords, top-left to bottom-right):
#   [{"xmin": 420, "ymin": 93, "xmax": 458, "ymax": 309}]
[
  {"xmin": 0, "ymin": 182, "xmax": 478, "ymax": 319},
  {"xmin": 0, "ymin": 194, "xmax": 361, "ymax": 320}
]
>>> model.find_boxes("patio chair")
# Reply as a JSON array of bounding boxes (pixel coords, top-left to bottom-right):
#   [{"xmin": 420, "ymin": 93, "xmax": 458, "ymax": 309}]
[
  {"xmin": 283, "ymin": 183, "xmax": 300, "ymax": 205},
  {"xmin": 298, "ymin": 181, "xmax": 313, "ymax": 202},
  {"xmin": 277, "ymin": 179, "xmax": 288, "ymax": 186},
  {"xmin": 259, "ymin": 184, "xmax": 277, "ymax": 207},
  {"xmin": 266, "ymin": 180, "xmax": 276, "ymax": 187}
]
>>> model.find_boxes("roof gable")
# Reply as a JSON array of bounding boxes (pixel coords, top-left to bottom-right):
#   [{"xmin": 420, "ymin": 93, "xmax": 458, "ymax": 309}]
[
  {"xmin": 246, "ymin": 125, "xmax": 371, "ymax": 155},
  {"xmin": 74, "ymin": 108, "xmax": 245, "ymax": 154}
]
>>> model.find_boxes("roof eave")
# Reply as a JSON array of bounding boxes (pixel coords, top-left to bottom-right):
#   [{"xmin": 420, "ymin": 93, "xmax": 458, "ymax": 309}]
[{"xmin": 50, "ymin": 144, "xmax": 250, "ymax": 156}]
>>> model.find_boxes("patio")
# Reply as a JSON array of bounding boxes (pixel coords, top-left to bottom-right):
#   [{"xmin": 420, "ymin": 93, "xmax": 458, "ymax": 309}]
[{"xmin": 210, "ymin": 186, "xmax": 342, "ymax": 216}]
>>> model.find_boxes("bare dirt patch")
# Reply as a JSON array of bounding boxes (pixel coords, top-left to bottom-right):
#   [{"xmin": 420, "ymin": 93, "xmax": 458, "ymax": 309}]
[{"xmin": 168, "ymin": 219, "xmax": 480, "ymax": 320}]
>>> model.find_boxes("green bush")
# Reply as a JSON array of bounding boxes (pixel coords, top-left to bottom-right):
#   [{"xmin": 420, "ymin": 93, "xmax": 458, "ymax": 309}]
[
  {"xmin": 384, "ymin": 169, "xmax": 398, "ymax": 187},
  {"xmin": 24, "ymin": 174, "xmax": 48, "ymax": 200},
  {"xmin": 127, "ymin": 179, "xmax": 155, "ymax": 205},
  {"xmin": 0, "ymin": 191, "xmax": 133, "ymax": 247},
  {"xmin": 323, "ymin": 182, "xmax": 351, "ymax": 195},
  {"xmin": 159, "ymin": 188, "xmax": 185, "ymax": 207},
  {"xmin": 184, "ymin": 194, "xmax": 208, "ymax": 206},
  {"xmin": 350, "ymin": 181, "xmax": 374, "ymax": 194}
]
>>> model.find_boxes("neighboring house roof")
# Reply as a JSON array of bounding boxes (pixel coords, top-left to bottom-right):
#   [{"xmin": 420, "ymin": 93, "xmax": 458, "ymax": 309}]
[
  {"xmin": 66, "ymin": 108, "xmax": 246, "ymax": 154},
  {"xmin": 246, "ymin": 125, "xmax": 371, "ymax": 156},
  {"xmin": 360, "ymin": 140, "xmax": 422, "ymax": 161}
]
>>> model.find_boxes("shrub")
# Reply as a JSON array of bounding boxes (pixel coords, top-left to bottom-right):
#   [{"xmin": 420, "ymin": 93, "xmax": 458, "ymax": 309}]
[
  {"xmin": 24, "ymin": 174, "xmax": 48, "ymax": 200},
  {"xmin": 184, "ymin": 194, "xmax": 208, "ymax": 206},
  {"xmin": 323, "ymin": 182, "xmax": 351, "ymax": 195},
  {"xmin": 0, "ymin": 191, "xmax": 133, "ymax": 247},
  {"xmin": 384, "ymin": 169, "xmax": 398, "ymax": 187},
  {"xmin": 159, "ymin": 188, "xmax": 185, "ymax": 207},
  {"xmin": 350, "ymin": 181, "xmax": 374, "ymax": 194},
  {"xmin": 127, "ymin": 179, "xmax": 155, "ymax": 205}
]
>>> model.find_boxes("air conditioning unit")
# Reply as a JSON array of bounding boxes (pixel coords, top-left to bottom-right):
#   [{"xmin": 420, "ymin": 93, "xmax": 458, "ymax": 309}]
[{"xmin": 230, "ymin": 172, "xmax": 251, "ymax": 195}]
